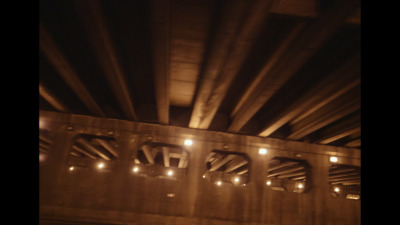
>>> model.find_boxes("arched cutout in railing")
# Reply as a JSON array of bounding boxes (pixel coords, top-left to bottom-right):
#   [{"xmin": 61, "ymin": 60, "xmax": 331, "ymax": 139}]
[
  {"xmin": 132, "ymin": 141, "xmax": 189, "ymax": 180},
  {"xmin": 39, "ymin": 128, "xmax": 53, "ymax": 163},
  {"xmin": 266, "ymin": 157, "xmax": 311, "ymax": 193},
  {"xmin": 68, "ymin": 134, "xmax": 119, "ymax": 171},
  {"xmin": 328, "ymin": 164, "xmax": 360, "ymax": 200},
  {"xmin": 203, "ymin": 150, "xmax": 250, "ymax": 186}
]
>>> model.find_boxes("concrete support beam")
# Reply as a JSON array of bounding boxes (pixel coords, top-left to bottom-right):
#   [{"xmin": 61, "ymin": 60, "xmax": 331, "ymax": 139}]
[
  {"xmin": 73, "ymin": 0, "xmax": 137, "ymax": 121},
  {"xmin": 72, "ymin": 145, "xmax": 97, "ymax": 160},
  {"xmin": 290, "ymin": 79, "xmax": 360, "ymax": 125},
  {"xmin": 267, "ymin": 161, "xmax": 299, "ymax": 172},
  {"xmin": 69, "ymin": 151, "xmax": 82, "ymax": 158},
  {"xmin": 318, "ymin": 127, "xmax": 360, "ymax": 145},
  {"xmin": 39, "ymin": 24, "xmax": 105, "ymax": 117},
  {"xmin": 258, "ymin": 55, "xmax": 360, "ymax": 137},
  {"xmin": 236, "ymin": 168, "xmax": 249, "ymax": 175},
  {"xmin": 270, "ymin": 0, "xmax": 360, "ymax": 24},
  {"xmin": 277, "ymin": 171, "xmax": 306, "ymax": 179},
  {"xmin": 142, "ymin": 145, "xmax": 155, "ymax": 165},
  {"xmin": 224, "ymin": 157, "xmax": 248, "ymax": 173},
  {"xmin": 162, "ymin": 147, "xmax": 170, "ymax": 167},
  {"xmin": 287, "ymin": 87, "xmax": 360, "ymax": 140},
  {"xmin": 150, "ymin": 0, "xmax": 171, "ymax": 124},
  {"xmin": 178, "ymin": 151, "xmax": 188, "ymax": 168},
  {"xmin": 267, "ymin": 166, "xmax": 305, "ymax": 177},
  {"xmin": 76, "ymin": 138, "xmax": 110, "ymax": 160},
  {"xmin": 39, "ymin": 82, "xmax": 70, "ymax": 113},
  {"xmin": 39, "ymin": 142, "xmax": 50, "ymax": 150},
  {"xmin": 228, "ymin": 0, "xmax": 360, "ymax": 133},
  {"xmin": 209, "ymin": 154, "xmax": 236, "ymax": 172},
  {"xmin": 39, "ymin": 132, "xmax": 52, "ymax": 145},
  {"xmin": 345, "ymin": 138, "xmax": 361, "ymax": 148},
  {"xmin": 189, "ymin": 0, "xmax": 274, "ymax": 129},
  {"xmin": 92, "ymin": 138, "xmax": 119, "ymax": 158}
]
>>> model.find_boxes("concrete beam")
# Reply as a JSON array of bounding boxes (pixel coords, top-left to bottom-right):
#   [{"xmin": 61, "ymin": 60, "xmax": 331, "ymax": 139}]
[
  {"xmin": 76, "ymin": 138, "xmax": 110, "ymax": 160},
  {"xmin": 270, "ymin": 0, "xmax": 360, "ymax": 24},
  {"xmin": 209, "ymin": 154, "xmax": 236, "ymax": 172},
  {"xmin": 189, "ymin": 0, "xmax": 274, "ymax": 129},
  {"xmin": 258, "ymin": 55, "xmax": 360, "ymax": 137},
  {"xmin": 141, "ymin": 145, "xmax": 155, "ymax": 165},
  {"xmin": 72, "ymin": 145, "xmax": 97, "ymax": 160},
  {"xmin": 162, "ymin": 147, "xmax": 170, "ymax": 167},
  {"xmin": 39, "ymin": 142, "xmax": 50, "ymax": 150},
  {"xmin": 318, "ymin": 127, "xmax": 360, "ymax": 145},
  {"xmin": 345, "ymin": 138, "xmax": 361, "ymax": 148},
  {"xmin": 277, "ymin": 171, "xmax": 306, "ymax": 179},
  {"xmin": 178, "ymin": 151, "xmax": 188, "ymax": 168},
  {"xmin": 228, "ymin": 0, "xmax": 360, "ymax": 133},
  {"xmin": 267, "ymin": 166, "xmax": 305, "ymax": 177},
  {"xmin": 39, "ymin": 132, "xmax": 52, "ymax": 145},
  {"xmin": 150, "ymin": 0, "xmax": 171, "ymax": 124},
  {"xmin": 73, "ymin": 0, "xmax": 137, "ymax": 121},
  {"xmin": 287, "ymin": 86, "xmax": 360, "ymax": 140},
  {"xmin": 39, "ymin": 23, "xmax": 105, "ymax": 117},
  {"xmin": 236, "ymin": 168, "xmax": 249, "ymax": 175},
  {"xmin": 92, "ymin": 138, "xmax": 119, "ymax": 158},
  {"xmin": 39, "ymin": 82, "xmax": 70, "ymax": 113},
  {"xmin": 224, "ymin": 157, "xmax": 248, "ymax": 173},
  {"xmin": 267, "ymin": 161, "xmax": 299, "ymax": 172}
]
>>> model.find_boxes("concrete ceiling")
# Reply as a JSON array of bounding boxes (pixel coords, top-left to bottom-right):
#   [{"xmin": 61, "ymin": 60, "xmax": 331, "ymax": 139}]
[{"xmin": 39, "ymin": 0, "xmax": 361, "ymax": 148}]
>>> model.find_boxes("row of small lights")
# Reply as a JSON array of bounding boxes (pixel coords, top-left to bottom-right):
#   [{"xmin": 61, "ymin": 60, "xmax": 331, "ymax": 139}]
[
  {"xmin": 67, "ymin": 139, "xmax": 341, "ymax": 189},
  {"xmin": 69, "ymin": 161, "xmax": 342, "ymax": 194}
]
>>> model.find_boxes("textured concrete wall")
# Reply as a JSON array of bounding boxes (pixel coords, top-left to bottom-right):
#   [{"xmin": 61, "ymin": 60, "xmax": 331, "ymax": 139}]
[{"xmin": 39, "ymin": 110, "xmax": 360, "ymax": 225}]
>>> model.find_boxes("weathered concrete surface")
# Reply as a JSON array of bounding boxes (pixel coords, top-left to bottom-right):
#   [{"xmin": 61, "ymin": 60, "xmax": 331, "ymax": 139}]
[{"xmin": 39, "ymin": 110, "xmax": 360, "ymax": 225}]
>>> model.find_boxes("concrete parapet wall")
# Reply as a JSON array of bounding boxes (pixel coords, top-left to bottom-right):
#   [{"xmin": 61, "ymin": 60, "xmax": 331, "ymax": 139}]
[{"xmin": 39, "ymin": 110, "xmax": 360, "ymax": 225}]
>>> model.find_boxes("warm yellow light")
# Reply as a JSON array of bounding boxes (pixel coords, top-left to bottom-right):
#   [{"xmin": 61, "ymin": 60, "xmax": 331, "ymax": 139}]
[
  {"xmin": 258, "ymin": 148, "xmax": 267, "ymax": 155},
  {"xmin": 217, "ymin": 181, "xmax": 222, "ymax": 186},
  {"xmin": 234, "ymin": 177, "xmax": 240, "ymax": 183},
  {"xmin": 346, "ymin": 194, "xmax": 360, "ymax": 200},
  {"xmin": 330, "ymin": 156, "xmax": 338, "ymax": 162},
  {"xmin": 266, "ymin": 180, "xmax": 271, "ymax": 186},
  {"xmin": 167, "ymin": 170, "xmax": 173, "ymax": 176},
  {"xmin": 297, "ymin": 183, "xmax": 304, "ymax": 189},
  {"xmin": 39, "ymin": 118, "xmax": 46, "ymax": 129},
  {"xmin": 39, "ymin": 153, "xmax": 46, "ymax": 162},
  {"xmin": 334, "ymin": 187, "xmax": 340, "ymax": 192},
  {"xmin": 184, "ymin": 139, "xmax": 193, "ymax": 146},
  {"xmin": 133, "ymin": 167, "xmax": 139, "ymax": 173},
  {"xmin": 98, "ymin": 162, "xmax": 104, "ymax": 169},
  {"xmin": 202, "ymin": 175, "xmax": 206, "ymax": 178},
  {"xmin": 166, "ymin": 193, "xmax": 175, "ymax": 198},
  {"xmin": 69, "ymin": 166, "xmax": 74, "ymax": 171}
]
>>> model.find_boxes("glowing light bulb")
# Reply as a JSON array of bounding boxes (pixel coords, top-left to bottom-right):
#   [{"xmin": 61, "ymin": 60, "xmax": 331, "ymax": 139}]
[
  {"xmin": 69, "ymin": 166, "xmax": 74, "ymax": 171},
  {"xmin": 217, "ymin": 181, "xmax": 222, "ymax": 186},
  {"xmin": 334, "ymin": 187, "xmax": 340, "ymax": 192},
  {"xmin": 133, "ymin": 167, "xmax": 139, "ymax": 173},
  {"xmin": 167, "ymin": 193, "xmax": 175, "ymax": 198},
  {"xmin": 167, "ymin": 170, "xmax": 173, "ymax": 176},
  {"xmin": 39, "ymin": 153, "xmax": 46, "ymax": 162},
  {"xmin": 330, "ymin": 156, "xmax": 338, "ymax": 163},
  {"xmin": 266, "ymin": 180, "xmax": 271, "ymax": 186},
  {"xmin": 184, "ymin": 139, "xmax": 193, "ymax": 146},
  {"xmin": 298, "ymin": 183, "xmax": 304, "ymax": 189},
  {"xmin": 98, "ymin": 162, "xmax": 104, "ymax": 169},
  {"xmin": 234, "ymin": 177, "xmax": 240, "ymax": 183},
  {"xmin": 202, "ymin": 175, "xmax": 206, "ymax": 178},
  {"xmin": 258, "ymin": 148, "xmax": 267, "ymax": 155}
]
